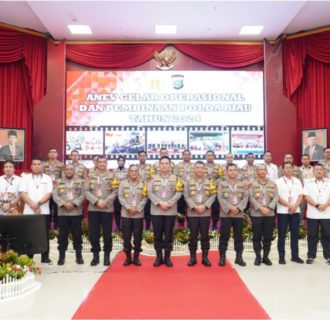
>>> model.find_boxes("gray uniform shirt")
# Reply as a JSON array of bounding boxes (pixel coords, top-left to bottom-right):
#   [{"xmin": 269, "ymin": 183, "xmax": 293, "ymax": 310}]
[
  {"xmin": 85, "ymin": 171, "xmax": 118, "ymax": 212},
  {"xmin": 218, "ymin": 179, "xmax": 248, "ymax": 218},
  {"xmin": 148, "ymin": 174, "xmax": 182, "ymax": 216},
  {"xmin": 118, "ymin": 179, "xmax": 147, "ymax": 219},
  {"xmin": 52, "ymin": 178, "xmax": 85, "ymax": 216},
  {"xmin": 184, "ymin": 177, "xmax": 216, "ymax": 217},
  {"xmin": 249, "ymin": 179, "xmax": 279, "ymax": 217}
]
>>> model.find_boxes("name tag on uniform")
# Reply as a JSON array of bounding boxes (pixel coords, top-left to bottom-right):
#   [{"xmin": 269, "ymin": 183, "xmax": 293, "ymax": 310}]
[
  {"xmin": 230, "ymin": 194, "xmax": 238, "ymax": 205},
  {"xmin": 196, "ymin": 194, "xmax": 202, "ymax": 204},
  {"xmin": 67, "ymin": 191, "xmax": 73, "ymax": 201},
  {"xmin": 96, "ymin": 187, "xmax": 102, "ymax": 197},
  {"xmin": 260, "ymin": 195, "xmax": 267, "ymax": 206}
]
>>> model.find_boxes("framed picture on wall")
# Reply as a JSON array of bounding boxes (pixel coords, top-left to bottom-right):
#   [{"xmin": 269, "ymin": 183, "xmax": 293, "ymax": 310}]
[
  {"xmin": 0, "ymin": 127, "xmax": 25, "ymax": 162},
  {"xmin": 302, "ymin": 128, "xmax": 327, "ymax": 162}
]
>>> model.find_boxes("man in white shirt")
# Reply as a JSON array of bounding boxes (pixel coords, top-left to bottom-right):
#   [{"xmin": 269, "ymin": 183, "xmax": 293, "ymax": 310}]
[
  {"xmin": 19, "ymin": 158, "xmax": 53, "ymax": 263},
  {"xmin": 276, "ymin": 162, "xmax": 304, "ymax": 264},
  {"xmin": 0, "ymin": 160, "xmax": 21, "ymax": 215},
  {"xmin": 263, "ymin": 151, "xmax": 278, "ymax": 182},
  {"xmin": 303, "ymin": 163, "xmax": 330, "ymax": 264}
]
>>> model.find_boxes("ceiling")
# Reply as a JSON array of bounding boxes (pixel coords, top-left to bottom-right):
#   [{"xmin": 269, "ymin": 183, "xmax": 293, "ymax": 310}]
[{"xmin": 0, "ymin": 1, "xmax": 330, "ymax": 41}]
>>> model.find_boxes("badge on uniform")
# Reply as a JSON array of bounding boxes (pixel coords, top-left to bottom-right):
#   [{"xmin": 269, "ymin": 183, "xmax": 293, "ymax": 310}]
[
  {"xmin": 196, "ymin": 194, "xmax": 202, "ymax": 204},
  {"xmin": 96, "ymin": 187, "xmax": 102, "ymax": 197}
]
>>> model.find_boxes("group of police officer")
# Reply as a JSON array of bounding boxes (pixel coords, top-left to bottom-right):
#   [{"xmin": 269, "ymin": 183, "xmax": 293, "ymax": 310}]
[{"xmin": 3, "ymin": 146, "xmax": 330, "ymax": 268}]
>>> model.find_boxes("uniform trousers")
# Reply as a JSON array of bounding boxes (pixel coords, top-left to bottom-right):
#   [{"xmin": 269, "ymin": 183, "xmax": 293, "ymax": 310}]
[
  {"xmin": 144, "ymin": 199, "xmax": 151, "ymax": 230},
  {"xmin": 277, "ymin": 212, "xmax": 300, "ymax": 258},
  {"xmin": 307, "ymin": 218, "xmax": 330, "ymax": 259},
  {"xmin": 49, "ymin": 197, "xmax": 58, "ymax": 229},
  {"xmin": 58, "ymin": 215, "xmax": 83, "ymax": 252},
  {"xmin": 88, "ymin": 211, "xmax": 113, "ymax": 253},
  {"xmin": 114, "ymin": 197, "xmax": 122, "ymax": 230},
  {"xmin": 211, "ymin": 198, "xmax": 220, "ymax": 230},
  {"xmin": 251, "ymin": 216, "xmax": 274, "ymax": 253},
  {"xmin": 188, "ymin": 216, "xmax": 210, "ymax": 252},
  {"xmin": 219, "ymin": 217, "xmax": 243, "ymax": 253},
  {"xmin": 152, "ymin": 215, "xmax": 176, "ymax": 252},
  {"xmin": 122, "ymin": 217, "xmax": 143, "ymax": 253}
]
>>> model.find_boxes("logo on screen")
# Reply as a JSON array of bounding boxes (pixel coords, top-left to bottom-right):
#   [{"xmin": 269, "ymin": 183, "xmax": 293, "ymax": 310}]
[{"xmin": 172, "ymin": 74, "xmax": 184, "ymax": 90}]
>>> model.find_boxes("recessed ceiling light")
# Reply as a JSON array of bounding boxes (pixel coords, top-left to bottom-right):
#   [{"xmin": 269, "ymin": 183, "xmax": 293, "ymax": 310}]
[
  {"xmin": 68, "ymin": 25, "xmax": 92, "ymax": 35},
  {"xmin": 239, "ymin": 26, "xmax": 264, "ymax": 35},
  {"xmin": 155, "ymin": 25, "xmax": 177, "ymax": 35}
]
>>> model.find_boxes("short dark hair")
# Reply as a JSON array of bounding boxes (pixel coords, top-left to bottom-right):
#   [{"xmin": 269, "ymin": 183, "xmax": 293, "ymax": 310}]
[
  {"xmin": 182, "ymin": 150, "xmax": 191, "ymax": 155},
  {"xmin": 227, "ymin": 163, "xmax": 237, "ymax": 170},
  {"xmin": 263, "ymin": 150, "xmax": 271, "ymax": 156},
  {"xmin": 138, "ymin": 150, "xmax": 147, "ymax": 156},
  {"xmin": 8, "ymin": 130, "xmax": 17, "ymax": 137},
  {"xmin": 159, "ymin": 156, "xmax": 171, "ymax": 163},
  {"xmin": 97, "ymin": 156, "xmax": 107, "ymax": 162},
  {"xmin": 246, "ymin": 152, "xmax": 254, "ymax": 158},
  {"xmin": 71, "ymin": 150, "xmax": 80, "ymax": 155},
  {"xmin": 48, "ymin": 148, "xmax": 57, "ymax": 152},
  {"xmin": 206, "ymin": 150, "xmax": 214, "ymax": 155},
  {"xmin": 195, "ymin": 160, "xmax": 204, "ymax": 166},
  {"xmin": 302, "ymin": 154, "xmax": 310, "ymax": 158},
  {"xmin": 314, "ymin": 163, "xmax": 324, "ymax": 169},
  {"xmin": 282, "ymin": 161, "xmax": 293, "ymax": 169},
  {"xmin": 31, "ymin": 157, "xmax": 43, "ymax": 164},
  {"xmin": 3, "ymin": 160, "xmax": 15, "ymax": 167}
]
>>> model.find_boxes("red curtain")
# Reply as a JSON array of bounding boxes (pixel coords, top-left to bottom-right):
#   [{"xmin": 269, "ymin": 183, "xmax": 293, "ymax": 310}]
[
  {"xmin": 0, "ymin": 27, "xmax": 47, "ymax": 172},
  {"xmin": 283, "ymin": 30, "xmax": 330, "ymax": 144},
  {"xmin": 66, "ymin": 42, "xmax": 264, "ymax": 69}
]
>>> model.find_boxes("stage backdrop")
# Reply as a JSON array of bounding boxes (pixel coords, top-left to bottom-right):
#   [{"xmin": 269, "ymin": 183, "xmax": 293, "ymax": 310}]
[{"xmin": 66, "ymin": 70, "xmax": 264, "ymax": 166}]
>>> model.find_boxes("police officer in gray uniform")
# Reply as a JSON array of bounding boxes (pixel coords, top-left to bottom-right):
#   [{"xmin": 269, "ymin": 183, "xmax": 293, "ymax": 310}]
[
  {"xmin": 53, "ymin": 164, "xmax": 85, "ymax": 265},
  {"xmin": 218, "ymin": 163, "xmax": 248, "ymax": 267},
  {"xmin": 85, "ymin": 156, "xmax": 118, "ymax": 266},
  {"xmin": 118, "ymin": 164, "xmax": 147, "ymax": 266},
  {"xmin": 148, "ymin": 156, "xmax": 182, "ymax": 267},
  {"xmin": 249, "ymin": 164, "xmax": 279, "ymax": 266},
  {"xmin": 184, "ymin": 161, "xmax": 217, "ymax": 267}
]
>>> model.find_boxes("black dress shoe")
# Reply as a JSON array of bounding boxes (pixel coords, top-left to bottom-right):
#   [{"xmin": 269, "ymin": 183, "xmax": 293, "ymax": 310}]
[
  {"xmin": 41, "ymin": 258, "xmax": 53, "ymax": 264},
  {"xmin": 57, "ymin": 258, "xmax": 65, "ymax": 265},
  {"xmin": 279, "ymin": 257, "xmax": 286, "ymax": 264},
  {"xmin": 262, "ymin": 257, "xmax": 272, "ymax": 266},
  {"xmin": 90, "ymin": 254, "xmax": 100, "ymax": 266},
  {"xmin": 254, "ymin": 257, "xmax": 262, "ymax": 266},
  {"xmin": 153, "ymin": 255, "xmax": 163, "ymax": 267},
  {"xmin": 291, "ymin": 257, "xmax": 304, "ymax": 264},
  {"xmin": 306, "ymin": 258, "xmax": 315, "ymax": 264},
  {"xmin": 187, "ymin": 255, "xmax": 197, "ymax": 266},
  {"xmin": 218, "ymin": 254, "xmax": 226, "ymax": 267},
  {"xmin": 75, "ymin": 254, "xmax": 84, "ymax": 265}
]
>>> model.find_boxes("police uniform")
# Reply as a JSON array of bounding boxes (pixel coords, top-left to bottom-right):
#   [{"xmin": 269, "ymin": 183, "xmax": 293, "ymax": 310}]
[
  {"xmin": 240, "ymin": 164, "xmax": 258, "ymax": 183},
  {"xmin": 137, "ymin": 163, "xmax": 155, "ymax": 230},
  {"xmin": 249, "ymin": 179, "xmax": 279, "ymax": 265},
  {"xmin": 174, "ymin": 161, "xmax": 195, "ymax": 224},
  {"xmin": 118, "ymin": 179, "xmax": 148, "ymax": 265},
  {"xmin": 148, "ymin": 174, "xmax": 182, "ymax": 266},
  {"xmin": 85, "ymin": 171, "xmax": 118, "ymax": 266},
  {"xmin": 184, "ymin": 177, "xmax": 216, "ymax": 266},
  {"xmin": 113, "ymin": 167, "xmax": 128, "ymax": 231},
  {"xmin": 204, "ymin": 162, "xmax": 224, "ymax": 230},
  {"xmin": 71, "ymin": 161, "xmax": 87, "ymax": 180},
  {"xmin": 52, "ymin": 177, "xmax": 85, "ymax": 265},
  {"xmin": 43, "ymin": 160, "xmax": 64, "ymax": 229},
  {"xmin": 218, "ymin": 179, "xmax": 248, "ymax": 266}
]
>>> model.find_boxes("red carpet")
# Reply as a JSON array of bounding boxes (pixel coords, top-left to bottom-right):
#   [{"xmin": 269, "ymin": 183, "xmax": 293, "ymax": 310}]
[{"xmin": 73, "ymin": 252, "xmax": 269, "ymax": 319}]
